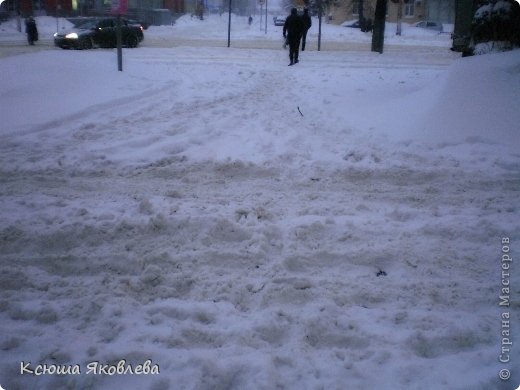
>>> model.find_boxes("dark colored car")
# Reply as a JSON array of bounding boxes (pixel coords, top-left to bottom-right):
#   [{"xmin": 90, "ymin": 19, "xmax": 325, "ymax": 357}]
[
  {"xmin": 54, "ymin": 18, "xmax": 144, "ymax": 50},
  {"xmin": 127, "ymin": 19, "xmax": 149, "ymax": 30},
  {"xmin": 343, "ymin": 19, "xmax": 361, "ymax": 28},
  {"xmin": 414, "ymin": 20, "xmax": 444, "ymax": 32},
  {"xmin": 343, "ymin": 19, "xmax": 373, "ymax": 32}
]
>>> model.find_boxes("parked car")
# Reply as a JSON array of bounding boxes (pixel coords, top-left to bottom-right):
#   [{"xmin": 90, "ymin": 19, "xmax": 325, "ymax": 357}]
[
  {"xmin": 127, "ymin": 19, "xmax": 149, "ymax": 30},
  {"xmin": 343, "ymin": 19, "xmax": 361, "ymax": 28},
  {"xmin": 54, "ymin": 18, "xmax": 144, "ymax": 50},
  {"xmin": 273, "ymin": 16, "xmax": 286, "ymax": 26},
  {"xmin": 342, "ymin": 19, "xmax": 373, "ymax": 32},
  {"xmin": 414, "ymin": 21, "xmax": 443, "ymax": 32}
]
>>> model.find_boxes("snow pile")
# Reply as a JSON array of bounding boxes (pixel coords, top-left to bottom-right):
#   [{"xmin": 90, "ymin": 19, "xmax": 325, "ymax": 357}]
[
  {"xmin": 0, "ymin": 16, "xmax": 73, "ymax": 41},
  {"xmin": 360, "ymin": 49, "xmax": 520, "ymax": 147},
  {"xmin": 149, "ymin": 14, "xmax": 452, "ymax": 46},
  {"xmin": 0, "ymin": 27, "xmax": 519, "ymax": 390},
  {"xmin": 414, "ymin": 50, "xmax": 520, "ymax": 145}
]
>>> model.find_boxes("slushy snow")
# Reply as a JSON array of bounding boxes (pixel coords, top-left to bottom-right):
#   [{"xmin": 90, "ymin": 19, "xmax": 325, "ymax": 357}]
[{"xmin": 0, "ymin": 14, "xmax": 519, "ymax": 390}]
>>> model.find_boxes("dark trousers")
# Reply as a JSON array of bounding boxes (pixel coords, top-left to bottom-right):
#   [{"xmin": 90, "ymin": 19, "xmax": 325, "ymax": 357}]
[
  {"xmin": 27, "ymin": 30, "xmax": 38, "ymax": 45},
  {"xmin": 288, "ymin": 38, "xmax": 301, "ymax": 64},
  {"xmin": 301, "ymin": 30, "xmax": 308, "ymax": 51}
]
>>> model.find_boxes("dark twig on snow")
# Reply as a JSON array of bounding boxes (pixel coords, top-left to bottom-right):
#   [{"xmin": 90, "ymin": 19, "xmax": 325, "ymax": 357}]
[
  {"xmin": 297, "ymin": 106, "xmax": 304, "ymax": 116},
  {"xmin": 376, "ymin": 269, "xmax": 387, "ymax": 277}
]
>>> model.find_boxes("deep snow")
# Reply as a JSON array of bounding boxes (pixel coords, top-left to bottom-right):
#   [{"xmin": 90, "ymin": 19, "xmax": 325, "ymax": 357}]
[{"xmin": 0, "ymin": 14, "xmax": 519, "ymax": 390}]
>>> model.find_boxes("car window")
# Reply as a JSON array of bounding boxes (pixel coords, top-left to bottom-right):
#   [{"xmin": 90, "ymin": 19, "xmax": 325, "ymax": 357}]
[
  {"xmin": 98, "ymin": 19, "xmax": 114, "ymax": 28},
  {"xmin": 79, "ymin": 20, "xmax": 97, "ymax": 29}
]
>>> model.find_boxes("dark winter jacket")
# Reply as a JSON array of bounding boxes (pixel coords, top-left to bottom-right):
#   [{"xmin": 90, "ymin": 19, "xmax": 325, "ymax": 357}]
[
  {"xmin": 302, "ymin": 10, "xmax": 312, "ymax": 31},
  {"xmin": 25, "ymin": 18, "xmax": 38, "ymax": 41},
  {"xmin": 283, "ymin": 9, "xmax": 304, "ymax": 41}
]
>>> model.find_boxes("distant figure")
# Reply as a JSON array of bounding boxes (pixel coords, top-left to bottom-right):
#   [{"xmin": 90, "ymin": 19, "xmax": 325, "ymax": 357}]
[
  {"xmin": 248, "ymin": 16, "xmax": 253, "ymax": 25},
  {"xmin": 283, "ymin": 8, "xmax": 304, "ymax": 66},
  {"xmin": 301, "ymin": 8, "xmax": 312, "ymax": 51},
  {"xmin": 25, "ymin": 16, "xmax": 38, "ymax": 45}
]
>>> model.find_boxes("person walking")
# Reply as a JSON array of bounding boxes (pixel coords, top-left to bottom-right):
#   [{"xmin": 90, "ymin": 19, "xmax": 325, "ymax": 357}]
[
  {"xmin": 301, "ymin": 8, "xmax": 312, "ymax": 51},
  {"xmin": 25, "ymin": 16, "xmax": 38, "ymax": 45},
  {"xmin": 283, "ymin": 8, "xmax": 304, "ymax": 66}
]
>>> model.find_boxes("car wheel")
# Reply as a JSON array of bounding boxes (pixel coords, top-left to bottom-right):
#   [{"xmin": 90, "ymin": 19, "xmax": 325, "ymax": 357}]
[
  {"xmin": 125, "ymin": 34, "xmax": 139, "ymax": 48},
  {"xmin": 80, "ymin": 38, "xmax": 93, "ymax": 50}
]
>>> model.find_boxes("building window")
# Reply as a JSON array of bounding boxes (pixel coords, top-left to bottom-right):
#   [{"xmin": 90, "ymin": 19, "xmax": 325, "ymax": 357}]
[
  {"xmin": 404, "ymin": 2, "xmax": 415, "ymax": 17},
  {"xmin": 352, "ymin": 0, "xmax": 360, "ymax": 15}
]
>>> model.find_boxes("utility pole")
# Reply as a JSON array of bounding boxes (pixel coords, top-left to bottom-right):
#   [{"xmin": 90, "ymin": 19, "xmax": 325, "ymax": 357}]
[
  {"xmin": 264, "ymin": 0, "xmax": 267, "ymax": 34},
  {"xmin": 317, "ymin": 0, "xmax": 322, "ymax": 50},
  {"xmin": 396, "ymin": 0, "xmax": 402, "ymax": 35},
  {"xmin": 259, "ymin": 1, "xmax": 263, "ymax": 31},
  {"xmin": 227, "ymin": 0, "xmax": 232, "ymax": 47},
  {"xmin": 16, "ymin": 0, "xmax": 21, "ymax": 32},
  {"xmin": 359, "ymin": 0, "xmax": 365, "ymax": 31},
  {"xmin": 116, "ymin": 15, "xmax": 123, "ymax": 71},
  {"xmin": 56, "ymin": 0, "xmax": 61, "ymax": 33}
]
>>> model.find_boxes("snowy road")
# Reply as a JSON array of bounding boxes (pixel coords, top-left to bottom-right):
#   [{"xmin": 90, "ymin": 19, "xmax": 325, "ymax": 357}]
[
  {"xmin": 0, "ymin": 35, "xmax": 455, "ymax": 61},
  {"xmin": 1, "ymin": 32, "xmax": 519, "ymax": 390}
]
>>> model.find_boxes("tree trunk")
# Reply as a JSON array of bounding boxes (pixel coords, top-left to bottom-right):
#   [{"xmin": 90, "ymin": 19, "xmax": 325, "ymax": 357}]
[{"xmin": 371, "ymin": 0, "xmax": 387, "ymax": 53}]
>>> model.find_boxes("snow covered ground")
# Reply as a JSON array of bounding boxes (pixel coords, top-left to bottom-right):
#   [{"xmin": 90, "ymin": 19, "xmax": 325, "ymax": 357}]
[{"xmin": 1, "ymin": 14, "xmax": 519, "ymax": 390}]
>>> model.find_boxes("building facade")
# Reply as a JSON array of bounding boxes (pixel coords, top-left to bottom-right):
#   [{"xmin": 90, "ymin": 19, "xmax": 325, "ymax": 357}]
[
  {"xmin": 327, "ymin": 0, "xmax": 455, "ymax": 25},
  {"xmin": 4, "ymin": 0, "xmax": 184, "ymax": 19}
]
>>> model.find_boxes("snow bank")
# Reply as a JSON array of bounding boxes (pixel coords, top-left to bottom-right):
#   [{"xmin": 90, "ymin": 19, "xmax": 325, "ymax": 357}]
[
  {"xmin": 415, "ymin": 50, "xmax": 520, "ymax": 146},
  {"xmin": 148, "ymin": 14, "xmax": 452, "ymax": 47},
  {"xmin": 369, "ymin": 49, "xmax": 520, "ymax": 148},
  {"xmin": 0, "ymin": 50, "xmax": 170, "ymax": 135},
  {"xmin": 0, "ymin": 16, "xmax": 73, "ymax": 41}
]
